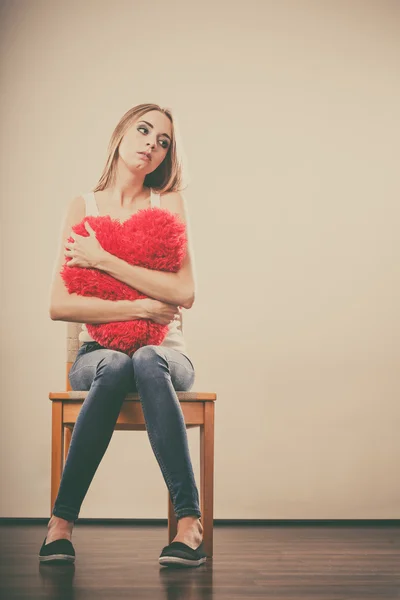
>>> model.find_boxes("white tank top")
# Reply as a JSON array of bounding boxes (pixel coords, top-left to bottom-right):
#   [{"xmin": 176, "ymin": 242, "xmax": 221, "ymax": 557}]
[{"xmin": 78, "ymin": 189, "xmax": 190, "ymax": 359}]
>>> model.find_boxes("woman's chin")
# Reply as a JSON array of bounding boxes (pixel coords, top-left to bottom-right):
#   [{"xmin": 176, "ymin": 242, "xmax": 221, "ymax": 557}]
[{"xmin": 131, "ymin": 161, "xmax": 150, "ymax": 172}]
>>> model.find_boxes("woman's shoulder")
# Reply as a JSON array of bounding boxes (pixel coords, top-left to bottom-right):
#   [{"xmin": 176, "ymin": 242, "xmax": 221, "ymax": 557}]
[
  {"xmin": 63, "ymin": 194, "xmax": 86, "ymax": 222},
  {"xmin": 159, "ymin": 190, "xmax": 188, "ymax": 219}
]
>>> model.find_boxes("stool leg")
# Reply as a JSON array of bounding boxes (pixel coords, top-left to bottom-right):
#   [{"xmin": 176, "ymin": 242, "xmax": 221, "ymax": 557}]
[
  {"xmin": 50, "ymin": 401, "xmax": 63, "ymax": 515},
  {"xmin": 168, "ymin": 493, "xmax": 178, "ymax": 543},
  {"xmin": 200, "ymin": 402, "xmax": 215, "ymax": 558},
  {"xmin": 64, "ymin": 425, "xmax": 72, "ymax": 465}
]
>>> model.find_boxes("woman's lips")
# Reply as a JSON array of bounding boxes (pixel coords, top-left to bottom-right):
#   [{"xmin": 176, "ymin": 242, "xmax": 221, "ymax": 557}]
[{"xmin": 137, "ymin": 152, "xmax": 150, "ymax": 161}]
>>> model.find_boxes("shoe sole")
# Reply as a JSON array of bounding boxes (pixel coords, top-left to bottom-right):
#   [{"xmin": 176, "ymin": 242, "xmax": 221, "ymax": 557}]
[
  {"xmin": 39, "ymin": 554, "xmax": 75, "ymax": 563},
  {"xmin": 159, "ymin": 555, "xmax": 207, "ymax": 567}
]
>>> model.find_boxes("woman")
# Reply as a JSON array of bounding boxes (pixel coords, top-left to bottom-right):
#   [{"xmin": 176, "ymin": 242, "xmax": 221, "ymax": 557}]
[{"xmin": 39, "ymin": 103, "xmax": 206, "ymax": 568}]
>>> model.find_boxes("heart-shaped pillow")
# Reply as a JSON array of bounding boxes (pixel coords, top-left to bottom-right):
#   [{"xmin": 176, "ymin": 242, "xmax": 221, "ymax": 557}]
[{"xmin": 60, "ymin": 207, "xmax": 187, "ymax": 356}]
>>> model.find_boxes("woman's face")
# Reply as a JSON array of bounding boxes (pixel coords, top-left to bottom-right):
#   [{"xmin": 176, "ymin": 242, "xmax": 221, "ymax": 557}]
[{"xmin": 118, "ymin": 110, "xmax": 173, "ymax": 175}]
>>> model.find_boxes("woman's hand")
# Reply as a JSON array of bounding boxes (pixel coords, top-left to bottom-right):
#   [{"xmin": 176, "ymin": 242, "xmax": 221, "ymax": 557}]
[
  {"xmin": 65, "ymin": 221, "xmax": 108, "ymax": 268},
  {"xmin": 139, "ymin": 298, "xmax": 181, "ymax": 325}
]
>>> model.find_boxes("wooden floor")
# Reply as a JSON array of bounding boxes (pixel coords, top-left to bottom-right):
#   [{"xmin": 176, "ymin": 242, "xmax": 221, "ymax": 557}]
[{"xmin": 1, "ymin": 523, "xmax": 399, "ymax": 599}]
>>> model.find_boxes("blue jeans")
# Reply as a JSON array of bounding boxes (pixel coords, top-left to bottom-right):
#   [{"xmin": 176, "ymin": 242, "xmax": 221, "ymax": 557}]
[{"xmin": 52, "ymin": 341, "xmax": 201, "ymax": 523}]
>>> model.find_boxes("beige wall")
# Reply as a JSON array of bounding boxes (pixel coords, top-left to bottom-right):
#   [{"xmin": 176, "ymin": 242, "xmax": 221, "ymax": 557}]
[{"xmin": 0, "ymin": 0, "xmax": 399, "ymax": 519}]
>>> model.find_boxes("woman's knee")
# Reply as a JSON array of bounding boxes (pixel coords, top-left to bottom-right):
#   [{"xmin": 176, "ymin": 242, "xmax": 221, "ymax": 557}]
[
  {"xmin": 96, "ymin": 351, "xmax": 134, "ymax": 386},
  {"xmin": 132, "ymin": 345, "xmax": 167, "ymax": 378}
]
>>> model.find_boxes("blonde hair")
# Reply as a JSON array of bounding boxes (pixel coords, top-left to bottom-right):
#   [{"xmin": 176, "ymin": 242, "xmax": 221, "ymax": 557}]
[{"xmin": 93, "ymin": 103, "xmax": 187, "ymax": 194}]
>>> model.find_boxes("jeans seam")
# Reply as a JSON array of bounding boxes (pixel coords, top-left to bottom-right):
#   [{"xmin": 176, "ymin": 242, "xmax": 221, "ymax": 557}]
[
  {"xmin": 167, "ymin": 359, "xmax": 194, "ymax": 371},
  {"xmin": 168, "ymin": 357, "xmax": 195, "ymax": 371},
  {"xmin": 143, "ymin": 366, "xmax": 194, "ymax": 387},
  {"xmin": 69, "ymin": 362, "xmax": 98, "ymax": 377}
]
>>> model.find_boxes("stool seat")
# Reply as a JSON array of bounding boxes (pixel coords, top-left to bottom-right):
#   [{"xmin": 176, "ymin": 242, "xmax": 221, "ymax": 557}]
[{"xmin": 50, "ymin": 391, "xmax": 215, "ymax": 401}]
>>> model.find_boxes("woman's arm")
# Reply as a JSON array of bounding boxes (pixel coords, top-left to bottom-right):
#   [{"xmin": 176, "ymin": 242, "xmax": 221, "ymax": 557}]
[
  {"xmin": 49, "ymin": 195, "xmax": 148, "ymax": 323},
  {"xmin": 96, "ymin": 191, "xmax": 197, "ymax": 309},
  {"xmin": 52, "ymin": 295, "xmax": 147, "ymax": 324}
]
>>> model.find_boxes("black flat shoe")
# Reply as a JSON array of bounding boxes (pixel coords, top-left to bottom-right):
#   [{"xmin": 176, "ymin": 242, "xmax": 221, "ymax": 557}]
[
  {"xmin": 159, "ymin": 540, "xmax": 207, "ymax": 568},
  {"xmin": 38, "ymin": 537, "xmax": 76, "ymax": 563}
]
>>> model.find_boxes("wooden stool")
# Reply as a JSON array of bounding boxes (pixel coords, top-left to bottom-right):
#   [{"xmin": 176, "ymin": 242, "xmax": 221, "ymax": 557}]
[{"xmin": 49, "ymin": 322, "xmax": 216, "ymax": 558}]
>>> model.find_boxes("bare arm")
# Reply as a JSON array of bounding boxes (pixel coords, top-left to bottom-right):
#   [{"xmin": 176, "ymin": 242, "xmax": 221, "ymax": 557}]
[
  {"xmin": 49, "ymin": 195, "xmax": 148, "ymax": 323},
  {"xmin": 96, "ymin": 191, "xmax": 197, "ymax": 310}
]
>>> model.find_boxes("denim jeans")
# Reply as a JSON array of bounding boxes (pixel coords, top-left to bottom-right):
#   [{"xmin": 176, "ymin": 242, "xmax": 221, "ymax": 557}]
[{"xmin": 52, "ymin": 341, "xmax": 201, "ymax": 523}]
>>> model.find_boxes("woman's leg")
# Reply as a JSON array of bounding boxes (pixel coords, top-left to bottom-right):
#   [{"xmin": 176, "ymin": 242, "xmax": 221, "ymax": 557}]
[
  {"xmin": 49, "ymin": 342, "xmax": 201, "ymax": 546},
  {"xmin": 51, "ymin": 343, "xmax": 136, "ymax": 525},
  {"xmin": 131, "ymin": 345, "xmax": 201, "ymax": 522}
]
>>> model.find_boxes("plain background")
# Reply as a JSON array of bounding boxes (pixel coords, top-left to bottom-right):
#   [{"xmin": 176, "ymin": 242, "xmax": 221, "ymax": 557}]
[{"xmin": 0, "ymin": 0, "xmax": 399, "ymax": 520}]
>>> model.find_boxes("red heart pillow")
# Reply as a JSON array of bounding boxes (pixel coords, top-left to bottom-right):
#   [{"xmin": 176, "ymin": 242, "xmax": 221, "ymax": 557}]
[{"xmin": 60, "ymin": 207, "xmax": 187, "ymax": 356}]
